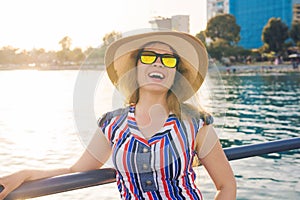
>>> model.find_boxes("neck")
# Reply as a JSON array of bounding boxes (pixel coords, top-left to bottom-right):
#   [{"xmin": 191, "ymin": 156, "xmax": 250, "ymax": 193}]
[
  {"xmin": 136, "ymin": 88, "xmax": 169, "ymax": 113},
  {"xmin": 134, "ymin": 89, "xmax": 169, "ymax": 132}
]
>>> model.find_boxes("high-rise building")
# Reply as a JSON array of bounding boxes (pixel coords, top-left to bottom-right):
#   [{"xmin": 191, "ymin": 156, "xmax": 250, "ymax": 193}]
[
  {"xmin": 229, "ymin": 0, "xmax": 293, "ymax": 49},
  {"xmin": 149, "ymin": 15, "xmax": 190, "ymax": 33},
  {"xmin": 207, "ymin": 0, "xmax": 229, "ymax": 20},
  {"xmin": 207, "ymin": 0, "xmax": 298, "ymax": 49},
  {"xmin": 293, "ymin": 0, "xmax": 300, "ymax": 23}
]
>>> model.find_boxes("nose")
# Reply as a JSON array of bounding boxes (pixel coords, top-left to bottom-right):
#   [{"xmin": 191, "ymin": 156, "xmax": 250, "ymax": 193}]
[{"xmin": 152, "ymin": 57, "xmax": 164, "ymax": 68}]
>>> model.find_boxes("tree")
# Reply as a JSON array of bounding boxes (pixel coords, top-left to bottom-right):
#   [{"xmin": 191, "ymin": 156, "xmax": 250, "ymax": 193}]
[
  {"xmin": 83, "ymin": 46, "xmax": 106, "ymax": 65},
  {"xmin": 70, "ymin": 48, "xmax": 85, "ymax": 63},
  {"xmin": 57, "ymin": 36, "xmax": 72, "ymax": 64},
  {"xmin": 205, "ymin": 14, "xmax": 241, "ymax": 45},
  {"xmin": 0, "ymin": 46, "xmax": 18, "ymax": 64},
  {"xmin": 289, "ymin": 22, "xmax": 300, "ymax": 46},
  {"xmin": 59, "ymin": 36, "xmax": 72, "ymax": 50},
  {"xmin": 102, "ymin": 31, "xmax": 122, "ymax": 46},
  {"xmin": 195, "ymin": 31, "xmax": 206, "ymax": 45},
  {"xmin": 262, "ymin": 18, "xmax": 289, "ymax": 53}
]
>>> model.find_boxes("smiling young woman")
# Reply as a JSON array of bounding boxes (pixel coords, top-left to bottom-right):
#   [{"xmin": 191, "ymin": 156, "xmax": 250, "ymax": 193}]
[{"xmin": 0, "ymin": 30, "xmax": 236, "ymax": 200}]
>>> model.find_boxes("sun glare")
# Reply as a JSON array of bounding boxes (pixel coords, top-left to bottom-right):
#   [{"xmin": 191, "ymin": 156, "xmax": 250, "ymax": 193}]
[{"xmin": 0, "ymin": 0, "xmax": 206, "ymax": 51}]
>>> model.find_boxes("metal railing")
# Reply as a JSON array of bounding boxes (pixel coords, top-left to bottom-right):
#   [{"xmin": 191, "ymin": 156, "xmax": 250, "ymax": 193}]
[{"xmin": 1, "ymin": 137, "xmax": 300, "ymax": 200}]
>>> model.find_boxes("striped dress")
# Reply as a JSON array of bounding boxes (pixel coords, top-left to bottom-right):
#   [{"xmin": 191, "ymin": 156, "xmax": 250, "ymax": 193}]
[{"xmin": 98, "ymin": 105, "xmax": 213, "ymax": 200}]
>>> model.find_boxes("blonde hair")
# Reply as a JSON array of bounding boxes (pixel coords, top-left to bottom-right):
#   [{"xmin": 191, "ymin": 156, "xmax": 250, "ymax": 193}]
[{"xmin": 118, "ymin": 42, "xmax": 207, "ymax": 119}]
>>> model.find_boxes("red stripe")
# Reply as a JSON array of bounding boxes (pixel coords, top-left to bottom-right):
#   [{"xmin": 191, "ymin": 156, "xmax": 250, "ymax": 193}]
[
  {"xmin": 188, "ymin": 119, "xmax": 196, "ymax": 171},
  {"xmin": 170, "ymin": 121, "xmax": 188, "ymax": 170},
  {"xmin": 170, "ymin": 120, "xmax": 195, "ymax": 198},
  {"xmin": 187, "ymin": 120, "xmax": 202, "ymax": 198},
  {"xmin": 159, "ymin": 137, "xmax": 172, "ymax": 199},
  {"xmin": 181, "ymin": 176, "xmax": 194, "ymax": 199},
  {"xmin": 180, "ymin": 122, "xmax": 194, "ymax": 199},
  {"xmin": 128, "ymin": 115, "xmax": 149, "ymax": 145},
  {"xmin": 107, "ymin": 116, "xmax": 120, "ymax": 141},
  {"xmin": 123, "ymin": 140, "xmax": 140, "ymax": 198},
  {"xmin": 121, "ymin": 125, "xmax": 141, "ymax": 199},
  {"xmin": 146, "ymin": 192, "xmax": 154, "ymax": 200},
  {"xmin": 122, "ymin": 141, "xmax": 130, "ymax": 198},
  {"xmin": 128, "ymin": 116, "xmax": 135, "ymax": 121},
  {"xmin": 132, "ymin": 134, "xmax": 148, "ymax": 145},
  {"xmin": 189, "ymin": 120, "xmax": 196, "ymax": 150}
]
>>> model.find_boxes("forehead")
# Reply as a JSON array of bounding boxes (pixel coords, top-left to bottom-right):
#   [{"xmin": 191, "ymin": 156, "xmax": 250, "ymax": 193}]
[{"xmin": 142, "ymin": 42, "xmax": 173, "ymax": 53}]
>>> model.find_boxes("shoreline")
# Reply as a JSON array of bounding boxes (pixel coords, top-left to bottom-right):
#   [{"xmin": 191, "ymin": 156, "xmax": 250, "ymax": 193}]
[
  {"xmin": 213, "ymin": 63, "xmax": 300, "ymax": 74},
  {"xmin": 0, "ymin": 63, "xmax": 299, "ymax": 74}
]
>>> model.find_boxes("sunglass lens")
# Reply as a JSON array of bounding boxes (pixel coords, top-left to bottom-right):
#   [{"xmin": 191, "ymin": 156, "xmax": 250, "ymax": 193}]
[
  {"xmin": 162, "ymin": 57, "xmax": 177, "ymax": 68},
  {"xmin": 140, "ymin": 52, "xmax": 157, "ymax": 64}
]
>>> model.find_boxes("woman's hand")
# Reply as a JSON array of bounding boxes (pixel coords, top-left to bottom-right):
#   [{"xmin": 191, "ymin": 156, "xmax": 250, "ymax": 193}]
[
  {"xmin": 0, "ymin": 129, "xmax": 111, "ymax": 200},
  {"xmin": 0, "ymin": 170, "xmax": 28, "ymax": 200}
]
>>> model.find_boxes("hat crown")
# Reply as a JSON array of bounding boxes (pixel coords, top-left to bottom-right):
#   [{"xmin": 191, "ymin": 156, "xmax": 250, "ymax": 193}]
[{"xmin": 105, "ymin": 30, "xmax": 208, "ymax": 102}]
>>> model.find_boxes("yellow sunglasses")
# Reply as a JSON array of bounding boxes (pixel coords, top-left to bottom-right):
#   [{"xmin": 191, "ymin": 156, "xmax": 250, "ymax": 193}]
[{"xmin": 137, "ymin": 51, "xmax": 179, "ymax": 68}]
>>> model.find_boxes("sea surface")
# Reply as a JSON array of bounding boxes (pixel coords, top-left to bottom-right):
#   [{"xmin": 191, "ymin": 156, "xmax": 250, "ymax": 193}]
[{"xmin": 0, "ymin": 69, "xmax": 299, "ymax": 199}]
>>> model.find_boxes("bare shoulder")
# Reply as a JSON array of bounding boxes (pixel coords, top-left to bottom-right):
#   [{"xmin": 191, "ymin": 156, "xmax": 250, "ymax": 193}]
[{"xmin": 195, "ymin": 125, "xmax": 219, "ymax": 159}]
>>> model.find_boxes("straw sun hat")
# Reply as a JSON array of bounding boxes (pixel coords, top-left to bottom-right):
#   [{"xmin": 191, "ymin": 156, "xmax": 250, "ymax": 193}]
[{"xmin": 105, "ymin": 30, "xmax": 208, "ymax": 102}]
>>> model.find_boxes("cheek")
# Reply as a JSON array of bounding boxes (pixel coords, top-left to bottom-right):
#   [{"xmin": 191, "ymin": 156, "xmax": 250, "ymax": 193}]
[
  {"xmin": 167, "ymin": 69, "xmax": 176, "ymax": 84},
  {"xmin": 136, "ymin": 66, "xmax": 147, "ymax": 85}
]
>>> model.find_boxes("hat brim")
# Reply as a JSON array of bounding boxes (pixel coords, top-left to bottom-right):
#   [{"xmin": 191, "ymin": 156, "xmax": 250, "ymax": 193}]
[{"xmin": 105, "ymin": 30, "xmax": 208, "ymax": 101}]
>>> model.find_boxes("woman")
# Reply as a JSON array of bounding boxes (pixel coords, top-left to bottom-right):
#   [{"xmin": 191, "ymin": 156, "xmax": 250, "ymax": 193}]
[{"xmin": 0, "ymin": 30, "xmax": 236, "ymax": 200}]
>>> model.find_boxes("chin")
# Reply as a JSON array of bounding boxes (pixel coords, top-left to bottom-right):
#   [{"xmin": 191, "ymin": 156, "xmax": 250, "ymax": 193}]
[{"xmin": 140, "ymin": 83, "xmax": 170, "ymax": 93}]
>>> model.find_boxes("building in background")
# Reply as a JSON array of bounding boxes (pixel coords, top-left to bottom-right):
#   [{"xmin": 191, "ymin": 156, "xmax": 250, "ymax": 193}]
[
  {"xmin": 293, "ymin": 0, "xmax": 300, "ymax": 23},
  {"xmin": 149, "ymin": 15, "xmax": 190, "ymax": 33},
  {"xmin": 229, "ymin": 0, "xmax": 293, "ymax": 49},
  {"xmin": 207, "ymin": 0, "xmax": 299, "ymax": 49},
  {"xmin": 207, "ymin": 0, "xmax": 229, "ymax": 20}
]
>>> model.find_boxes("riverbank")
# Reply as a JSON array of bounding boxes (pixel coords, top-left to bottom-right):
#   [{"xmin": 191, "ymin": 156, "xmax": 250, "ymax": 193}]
[
  {"xmin": 216, "ymin": 63, "xmax": 299, "ymax": 74},
  {"xmin": 1, "ymin": 62, "xmax": 299, "ymax": 74},
  {"xmin": 0, "ymin": 64, "xmax": 105, "ymax": 71}
]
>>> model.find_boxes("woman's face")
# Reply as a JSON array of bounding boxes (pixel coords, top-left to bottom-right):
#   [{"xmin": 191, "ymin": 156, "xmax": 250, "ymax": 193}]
[{"xmin": 136, "ymin": 42, "xmax": 177, "ymax": 93}]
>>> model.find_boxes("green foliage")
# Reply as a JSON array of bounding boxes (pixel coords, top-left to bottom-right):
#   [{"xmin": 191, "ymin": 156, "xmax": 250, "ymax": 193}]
[
  {"xmin": 102, "ymin": 31, "xmax": 122, "ymax": 46},
  {"xmin": 262, "ymin": 18, "xmax": 289, "ymax": 53},
  {"xmin": 206, "ymin": 41, "xmax": 251, "ymax": 63},
  {"xmin": 59, "ymin": 36, "xmax": 72, "ymax": 50},
  {"xmin": 195, "ymin": 14, "xmax": 257, "ymax": 64},
  {"xmin": 205, "ymin": 14, "xmax": 240, "ymax": 45},
  {"xmin": 0, "ymin": 46, "xmax": 19, "ymax": 64},
  {"xmin": 0, "ymin": 31, "xmax": 122, "ymax": 68},
  {"xmin": 195, "ymin": 31, "xmax": 206, "ymax": 45},
  {"xmin": 289, "ymin": 22, "xmax": 300, "ymax": 45},
  {"xmin": 71, "ymin": 48, "xmax": 85, "ymax": 63},
  {"xmin": 297, "ymin": 41, "xmax": 300, "ymax": 49},
  {"xmin": 83, "ymin": 46, "xmax": 106, "ymax": 65}
]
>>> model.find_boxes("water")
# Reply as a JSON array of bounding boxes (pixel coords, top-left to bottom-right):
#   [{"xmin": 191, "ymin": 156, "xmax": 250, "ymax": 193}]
[{"xmin": 0, "ymin": 69, "xmax": 299, "ymax": 199}]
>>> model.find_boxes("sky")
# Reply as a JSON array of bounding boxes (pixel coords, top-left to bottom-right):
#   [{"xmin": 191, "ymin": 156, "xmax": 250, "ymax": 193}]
[{"xmin": 0, "ymin": 0, "xmax": 207, "ymax": 51}]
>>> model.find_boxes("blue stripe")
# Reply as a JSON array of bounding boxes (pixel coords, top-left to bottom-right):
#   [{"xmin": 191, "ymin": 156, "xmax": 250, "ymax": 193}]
[
  {"xmin": 110, "ymin": 114, "xmax": 127, "ymax": 141},
  {"xmin": 126, "ymin": 138, "xmax": 140, "ymax": 198},
  {"xmin": 166, "ymin": 136, "xmax": 184, "ymax": 199},
  {"xmin": 103, "ymin": 106, "xmax": 203, "ymax": 199},
  {"xmin": 163, "ymin": 138, "xmax": 177, "ymax": 199},
  {"xmin": 174, "ymin": 119, "xmax": 189, "ymax": 151}
]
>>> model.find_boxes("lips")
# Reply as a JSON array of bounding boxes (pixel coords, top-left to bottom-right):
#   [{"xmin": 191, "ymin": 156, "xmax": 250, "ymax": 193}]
[{"xmin": 148, "ymin": 72, "xmax": 165, "ymax": 80}]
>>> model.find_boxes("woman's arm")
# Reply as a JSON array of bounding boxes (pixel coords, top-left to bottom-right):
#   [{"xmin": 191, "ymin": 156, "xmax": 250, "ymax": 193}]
[
  {"xmin": 195, "ymin": 125, "xmax": 237, "ymax": 200},
  {"xmin": 0, "ymin": 129, "xmax": 111, "ymax": 200}
]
